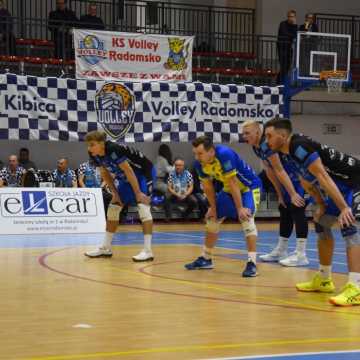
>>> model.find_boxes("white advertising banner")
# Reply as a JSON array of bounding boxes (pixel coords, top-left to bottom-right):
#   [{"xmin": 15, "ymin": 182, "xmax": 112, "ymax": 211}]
[
  {"xmin": 74, "ymin": 29, "xmax": 194, "ymax": 82},
  {"xmin": 0, "ymin": 188, "xmax": 105, "ymax": 234}
]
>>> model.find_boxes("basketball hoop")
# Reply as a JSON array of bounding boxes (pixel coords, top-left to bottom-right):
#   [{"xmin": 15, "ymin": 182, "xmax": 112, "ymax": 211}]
[{"xmin": 319, "ymin": 70, "xmax": 347, "ymax": 93}]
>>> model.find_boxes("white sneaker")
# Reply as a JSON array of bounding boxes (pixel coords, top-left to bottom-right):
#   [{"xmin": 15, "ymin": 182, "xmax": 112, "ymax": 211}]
[
  {"xmin": 132, "ymin": 250, "xmax": 154, "ymax": 262},
  {"xmin": 279, "ymin": 252, "xmax": 309, "ymax": 267},
  {"xmin": 85, "ymin": 247, "xmax": 113, "ymax": 258},
  {"xmin": 259, "ymin": 247, "xmax": 287, "ymax": 262}
]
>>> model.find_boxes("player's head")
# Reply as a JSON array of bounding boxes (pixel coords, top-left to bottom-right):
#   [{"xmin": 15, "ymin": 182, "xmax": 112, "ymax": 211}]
[
  {"xmin": 192, "ymin": 136, "xmax": 215, "ymax": 164},
  {"xmin": 85, "ymin": 130, "xmax": 106, "ymax": 156},
  {"xmin": 242, "ymin": 120, "xmax": 263, "ymax": 146},
  {"xmin": 264, "ymin": 117, "xmax": 292, "ymax": 151}
]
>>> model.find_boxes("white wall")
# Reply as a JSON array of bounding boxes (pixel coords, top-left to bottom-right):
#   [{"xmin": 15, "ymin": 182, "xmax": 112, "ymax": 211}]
[{"xmin": 256, "ymin": 0, "xmax": 360, "ymax": 36}]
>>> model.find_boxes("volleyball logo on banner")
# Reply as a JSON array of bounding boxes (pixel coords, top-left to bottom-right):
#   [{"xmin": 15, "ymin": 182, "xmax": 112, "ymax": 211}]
[
  {"xmin": 77, "ymin": 34, "xmax": 107, "ymax": 66},
  {"xmin": 95, "ymin": 83, "xmax": 136, "ymax": 140}
]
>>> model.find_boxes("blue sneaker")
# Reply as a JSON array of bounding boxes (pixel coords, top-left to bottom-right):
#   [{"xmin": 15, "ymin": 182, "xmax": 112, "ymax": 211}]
[
  {"xmin": 242, "ymin": 261, "xmax": 258, "ymax": 277},
  {"xmin": 185, "ymin": 256, "xmax": 213, "ymax": 270}
]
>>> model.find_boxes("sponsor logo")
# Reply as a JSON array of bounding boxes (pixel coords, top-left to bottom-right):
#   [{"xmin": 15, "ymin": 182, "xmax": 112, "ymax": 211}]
[
  {"xmin": 77, "ymin": 35, "xmax": 107, "ymax": 65},
  {"xmin": 95, "ymin": 83, "xmax": 135, "ymax": 139}
]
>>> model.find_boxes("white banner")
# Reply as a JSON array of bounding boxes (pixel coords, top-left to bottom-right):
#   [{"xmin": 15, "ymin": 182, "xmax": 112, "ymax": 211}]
[
  {"xmin": 0, "ymin": 188, "xmax": 105, "ymax": 234},
  {"xmin": 74, "ymin": 30, "xmax": 194, "ymax": 82}
]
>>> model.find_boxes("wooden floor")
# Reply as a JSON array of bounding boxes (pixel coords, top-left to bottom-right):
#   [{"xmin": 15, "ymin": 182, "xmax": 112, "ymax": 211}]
[{"xmin": 1, "ymin": 222, "xmax": 360, "ymax": 360}]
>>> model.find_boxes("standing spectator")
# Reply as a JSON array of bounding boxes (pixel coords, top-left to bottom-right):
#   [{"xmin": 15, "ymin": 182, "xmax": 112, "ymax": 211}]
[
  {"xmin": 0, "ymin": 0, "xmax": 16, "ymax": 55},
  {"xmin": 154, "ymin": 144, "xmax": 173, "ymax": 195},
  {"xmin": 164, "ymin": 157, "xmax": 197, "ymax": 220},
  {"xmin": 18, "ymin": 147, "xmax": 37, "ymax": 170},
  {"xmin": 52, "ymin": 158, "xmax": 77, "ymax": 187},
  {"xmin": 48, "ymin": 0, "xmax": 79, "ymax": 59},
  {"xmin": 277, "ymin": 10, "xmax": 298, "ymax": 84},
  {"xmin": 0, "ymin": 155, "xmax": 26, "ymax": 187},
  {"xmin": 80, "ymin": 2, "xmax": 105, "ymax": 30},
  {"xmin": 299, "ymin": 13, "xmax": 318, "ymax": 32}
]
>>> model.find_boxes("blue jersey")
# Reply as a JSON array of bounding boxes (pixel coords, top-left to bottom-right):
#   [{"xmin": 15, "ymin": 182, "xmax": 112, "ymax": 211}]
[
  {"xmin": 194, "ymin": 145, "xmax": 261, "ymax": 193},
  {"xmin": 91, "ymin": 141, "xmax": 154, "ymax": 189},
  {"xmin": 252, "ymin": 135, "xmax": 299, "ymax": 183}
]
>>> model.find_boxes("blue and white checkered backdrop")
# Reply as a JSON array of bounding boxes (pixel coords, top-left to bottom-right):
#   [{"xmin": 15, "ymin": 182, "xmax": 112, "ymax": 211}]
[{"xmin": 0, "ymin": 74, "xmax": 283, "ymax": 143}]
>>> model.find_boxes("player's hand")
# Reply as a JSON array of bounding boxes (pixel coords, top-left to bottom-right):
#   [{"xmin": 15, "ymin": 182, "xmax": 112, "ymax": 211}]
[
  {"xmin": 136, "ymin": 192, "xmax": 151, "ymax": 205},
  {"xmin": 291, "ymin": 193, "xmax": 305, "ymax": 207},
  {"xmin": 313, "ymin": 203, "xmax": 326, "ymax": 223},
  {"xmin": 338, "ymin": 207, "xmax": 355, "ymax": 228},
  {"xmin": 205, "ymin": 207, "xmax": 217, "ymax": 221},
  {"xmin": 238, "ymin": 207, "xmax": 251, "ymax": 221},
  {"xmin": 278, "ymin": 194, "xmax": 286, "ymax": 208}
]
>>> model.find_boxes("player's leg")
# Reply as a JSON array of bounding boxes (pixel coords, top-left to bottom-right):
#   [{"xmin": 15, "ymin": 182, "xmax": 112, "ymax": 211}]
[
  {"xmin": 330, "ymin": 189, "xmax": 360, "ymax": 306},
  {"xmin": 260, "ymin": 202, "xmax": 291, "ymax": 262},
  {"xmin": 133, "ymin": 174, "xmax": 154, "ymax": 262},
  {"xmin": 241, "ymin": 188, "xmax": 260, "ymax": 277}
]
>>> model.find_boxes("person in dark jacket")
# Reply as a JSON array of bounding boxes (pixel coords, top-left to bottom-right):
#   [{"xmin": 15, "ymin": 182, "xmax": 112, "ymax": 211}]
[
  {"xmin": 80, "ymin": 2, "xmax": 105, "ymax": 30},
  {"xmin": 0, "ymin": 0, "xmax": 16, "ymax": 55},
  {"xmin": 277, "ymin": 9, "xmax": 298, "ymax": 84},
  {"xmin": 48, "ymin": 0, "xmax": 79, "ymax": 59},
  {"xmin": 299, "ymin": 13, "xmax": 318, "ymax": 32}
]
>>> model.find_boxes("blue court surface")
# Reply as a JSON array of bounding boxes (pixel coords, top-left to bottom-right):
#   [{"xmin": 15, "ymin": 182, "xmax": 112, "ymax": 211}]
[{"xmin": 1, "ymin": 227, "xmax": 358, "ymax": 360}]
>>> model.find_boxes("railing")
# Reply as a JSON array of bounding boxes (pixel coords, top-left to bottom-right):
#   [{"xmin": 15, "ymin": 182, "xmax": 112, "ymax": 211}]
[
  {"xmin": 315, "ymin": 13, "xmax": 360, "ymax": 58},
  {"xmin": 7, "ymin": 0, "xmax": 255, "ymax": 52}
]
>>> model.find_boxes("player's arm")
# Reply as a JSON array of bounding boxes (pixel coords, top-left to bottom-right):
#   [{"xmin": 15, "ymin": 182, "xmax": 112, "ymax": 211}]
[
  {"xmin": 100, "ymin": 166, "xmax": 120, "ymax": 201},
  {"xmin": 308, "ymin": 158, "xmax": 355, "ymax": 226},
  {"xmin": 202, "ymin": 178, "xmax": 217, "ymax": 218},
  {"xmin": 268, "ymin": 153, "xmax": 305, "ymax": 207},
  {"xmin": 119, "ymin": 160, "xmax": 149, "ymax": 205},
  {"xmin": 262, "ymin": 161, "xmax": 285, "ymax": 206}
]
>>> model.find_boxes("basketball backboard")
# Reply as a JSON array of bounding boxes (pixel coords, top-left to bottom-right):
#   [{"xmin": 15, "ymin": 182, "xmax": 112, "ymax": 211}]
[{"xmin": 294, "ymin": 31, "xmax": 351, "ymax": 83}]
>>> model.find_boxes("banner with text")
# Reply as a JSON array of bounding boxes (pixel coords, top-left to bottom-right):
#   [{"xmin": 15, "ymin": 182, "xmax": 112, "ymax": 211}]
[
  {"xmin": 0, "ymin": 74, "xmax": 283, "ymax": 143},
  {"xmin": 0, "ymin": 188, "xmax": 106, "ymax": 234},
  {"xmin": 74, "ymin": 30, "xmax": 194, "ymax": 82}
]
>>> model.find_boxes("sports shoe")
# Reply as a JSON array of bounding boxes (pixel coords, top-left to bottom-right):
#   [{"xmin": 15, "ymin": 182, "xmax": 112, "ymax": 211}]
[
  {"xmin": 85, "ymin": 247, "xmax": 113, "ymax": 258},
  {"xmin": 184, "ymin": 256, "xmax": 213, "ymax": 270},
  {"xmin": 279, "ymin": 252, "xmax": 309, "ymax": 267},
  {"xmin": 242, "ymin": 261, "xmax": 258, "ymax": 277},
  {"xmin": 259, "ymin": 247, "xmax": 287, "ymax": 262},
  {"xmin": 132, "ymin": 250, "xmax": 154, "ymax": 262},
  {"xmin": 296, "ymin": 273, "xmax": 335, "ymax": 293},
  {"xmin": 329, "ymin": 282, "xmax": 360, "ymax": 306}
]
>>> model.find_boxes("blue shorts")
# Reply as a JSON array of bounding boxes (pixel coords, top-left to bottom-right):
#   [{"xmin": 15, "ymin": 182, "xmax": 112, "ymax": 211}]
[
  {"xmin": 217, "ymin": 187, "xmax": 261, "ymax": 219},
  {"xmin": 281, "ymin": 181, "xmax": 306, "ymax": 205},
  {"xmin": 324, "ymin": 181, "xmax": 353, "ymax": 217},
  {"xmin": 116, "ymin": 173, "xmax": 149, "ymax": 206}
]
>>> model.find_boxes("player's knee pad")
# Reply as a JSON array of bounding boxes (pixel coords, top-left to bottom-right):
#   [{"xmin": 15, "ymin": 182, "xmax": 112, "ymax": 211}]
[
  {"xmin": 241, "ymin": 217, "xmax": 258, "ymax": 237},
  {"xmin": 314, "ymin": 214, "xmax": 335, "ymax": 240},
  {"xmin": 107, "ymin": 203, "xmax": 123, "ymax": 221},
  {"xmin": 341, "ymin": 224, "xmax": 360, "ymax": 247},
  {"xmin": 137, "ymin": 203, "xmax": 152, "ymax": 222},
  {"xmin": 206, "ymin": 219, "xmax": 220, "ymax": 234},
  {"xmin": 352, "ymin": 190, "xmax": 360, "ymax": 220}
]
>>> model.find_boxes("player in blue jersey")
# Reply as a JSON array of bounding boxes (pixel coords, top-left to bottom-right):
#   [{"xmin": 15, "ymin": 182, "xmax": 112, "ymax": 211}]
[
  {"xmin": 185, "ymin": 136, "xmax": 262, "ymax": 277},
  {"xmin": 84, "ymin": 131, "xmax": 155, "ymax": 262},
  {"xmin": 242, "ymin": 120, "xmax": 309, "ymax": 267},
  {"xmin": 265, "ymin": 118, "xmax": 360, "ymax": 306}
]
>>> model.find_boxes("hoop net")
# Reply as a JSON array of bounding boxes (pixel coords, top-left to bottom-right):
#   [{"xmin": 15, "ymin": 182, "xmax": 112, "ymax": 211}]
[{"xmin": 319, "ymin": 70, "xmax": 347, "ymax": 93}]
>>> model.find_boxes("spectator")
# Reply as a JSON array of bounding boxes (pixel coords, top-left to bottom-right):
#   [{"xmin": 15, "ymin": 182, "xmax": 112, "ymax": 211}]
[
  {"xmin": 78, "ymin": 159, "xmax": 102, "ymax": 188},
  {"xmin": 164, "ymin": 157, "xmax": 197, "ymax": 220},
  {"xmin": 154, "ymin": 144, "xmax": 173, "ymax": 195},
  {"xmin": 0, "ymin": 0, "xmax": 16, "ymax": 55},
  {"xmin": 80, "ymin": 2, "xmax": 105, "ymax": 30},
  {"xmin": 48, "ymin": 0, "xmax": 79, "ymax": 59},
  {"xmin": 0, "ymin": 155, "xmax": 26, "ymax": 187},
  {"xmin": 277, "ymin": 9, "xmax": 298, "ymax": 84},
  {"xmin": 299, "ymin": 13, "xmax": 318, "ymax": 32},
  {"xmin": 18, "ymin": 147, "xmax": 37, "ymax": 170},
  {"xmin": 52, "ymin": 158, "xmax": 77, "ymax": 187}
]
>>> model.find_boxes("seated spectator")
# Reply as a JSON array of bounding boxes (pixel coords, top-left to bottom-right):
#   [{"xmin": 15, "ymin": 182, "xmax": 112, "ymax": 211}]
[
  {"xmin": 0, "ymin": 155, "xmax": 26, "ymax": 187},
  {"xmin": 18, "ymin": 147, "xmax": 37, "ymax": 170},
  {"xmin": 48, "ymin": 0, "xmax": 79, "ymax": 59},
  {"xmin": 299, "ymin": 13, "xmax": 318, "ymax": 32},
  {"xmin": 164, "ymin": 157, "xmax": 197, "ymax": 220},
  {"xmin": 78, "ymin": 159, "xmax": 102, "ymax": 188},
  {"xmin": 80, "ymin": 2, "xmax": 105, "ymax": 30},
  {"xmin": 52, "ymin": 158, "xmax": 77, "ymax": 187},
  {"xmin": 0, "ymin": 0, "xmax": 16, "ymax": 55},
  {"xmin": 154, "ymin": 144, "xmax": 173, "ymax": 195}
]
